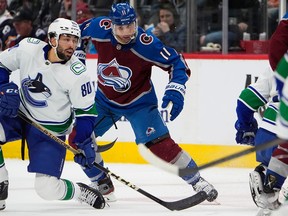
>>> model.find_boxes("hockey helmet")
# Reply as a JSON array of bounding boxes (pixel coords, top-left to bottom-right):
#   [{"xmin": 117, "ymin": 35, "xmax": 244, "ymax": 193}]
[
  {"xmin": 109, "ymin": 2, "xmax": 136, "ymax": 25},
  {"xmin": 48, "ymin": 18, "xmax": 81, "ymax": 41}
]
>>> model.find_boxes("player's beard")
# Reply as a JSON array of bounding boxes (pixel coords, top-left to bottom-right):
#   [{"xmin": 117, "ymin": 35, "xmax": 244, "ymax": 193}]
[{"xmin": 56, "ymin": 47, "xmax": 73, "ymax": 61}]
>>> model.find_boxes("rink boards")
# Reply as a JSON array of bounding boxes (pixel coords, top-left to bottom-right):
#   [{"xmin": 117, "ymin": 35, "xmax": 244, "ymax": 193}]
[{"xmin": 3, "ymin": 54, "xmax": 269, "ymax": 168}]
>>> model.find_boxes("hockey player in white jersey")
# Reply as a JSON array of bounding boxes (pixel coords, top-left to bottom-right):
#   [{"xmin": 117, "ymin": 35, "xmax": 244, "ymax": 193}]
[
  {"xmin": 235, "ymin": 67, "xmax": 283, "ymax": 215},
  {"xmin": 235, "ymin": 14, "xmax": 288, "ymax": 215},
  {"xmin": 0, "ymin": 18, "xmax": 105, "ymax": 210}
]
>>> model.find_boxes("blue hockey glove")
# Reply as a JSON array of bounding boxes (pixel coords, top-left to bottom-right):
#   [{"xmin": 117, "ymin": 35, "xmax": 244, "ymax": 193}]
[
  {"xmin": 161, "ymin": 82, "xmax": 185, "ymax": 121},
  {"xmin": 74, "ymin": 137, "xmax": 96, "ymax": 168},
  {"xmin": 0, "ymin": 82, "xmax": 20, "ymax": 117},
  {"xmin": 235, "ymin": 118, "xmax": 258, "ymax": 146}
]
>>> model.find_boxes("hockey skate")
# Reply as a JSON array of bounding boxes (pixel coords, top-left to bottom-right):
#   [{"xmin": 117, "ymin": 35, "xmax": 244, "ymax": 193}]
[
  {"xmin": 249, "ymin": 166, "xmax": 281, "ymax": 216},
  {"xmin": 192, "ymin": 177, "xmax": 218, "ymax": 202},
  {"xmin": 0, "ymin": 180, "xmax": 8, "ymax": 210},
  {"xmin": 76, "ymin": 182, "xmax": 106, "ymax": 209},
  {"xmin": 90, "ymin": 174, "xmax": 116, "ymax": 202}
]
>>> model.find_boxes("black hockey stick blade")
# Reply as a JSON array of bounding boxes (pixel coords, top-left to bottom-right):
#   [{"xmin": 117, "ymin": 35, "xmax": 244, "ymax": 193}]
[
  {"xmin": 139, "ymin": 138, "xmax": 285, "ymax": 177},
  {"xmin": 17, "ymin": 110, "xmax": 116, "ymax": 153},
  {"xmin": 97, "ymin": 138, "xmax": 117, "ymax": 152},
  {"xmin": 18, "ymin": 111, "xmax": 206, "ymax": 210},
  {"xmin": 92, "ymin": 161, "xmax": 208, "ymax": 211}
]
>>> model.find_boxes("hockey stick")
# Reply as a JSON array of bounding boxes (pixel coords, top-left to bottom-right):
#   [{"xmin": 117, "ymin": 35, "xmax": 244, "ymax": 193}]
[
  {"xmin": 139, "ymin": 138, "xmax": 284, "ymax": 177},
  {"xmin": 18, "ymin": 111, "xmax": 208, "ymax": 211},
  {"xmin": 17, "ymin": 111, "xmax": 116, "ymax": 153}
]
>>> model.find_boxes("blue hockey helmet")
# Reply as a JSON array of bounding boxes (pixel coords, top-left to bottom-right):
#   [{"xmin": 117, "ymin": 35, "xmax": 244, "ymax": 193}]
[{"xmin": 109, "ymin": 2, "xmax": 136, "ymax": 25}]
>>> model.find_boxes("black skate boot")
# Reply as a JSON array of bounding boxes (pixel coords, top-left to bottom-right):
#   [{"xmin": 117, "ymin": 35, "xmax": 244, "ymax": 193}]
[
  {"xmin": 76, "ymin": 182, "xmax": 105, "ymax": 209},
  {"xmin": 0, "ymin": 180, "xmax": 8, "ymax": 210}
]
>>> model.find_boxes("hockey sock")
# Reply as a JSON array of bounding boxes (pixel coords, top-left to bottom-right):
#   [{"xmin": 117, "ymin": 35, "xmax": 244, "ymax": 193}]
[{"xmin": 0, "ymin": 147, "xmax": 8, "ymax": 182}]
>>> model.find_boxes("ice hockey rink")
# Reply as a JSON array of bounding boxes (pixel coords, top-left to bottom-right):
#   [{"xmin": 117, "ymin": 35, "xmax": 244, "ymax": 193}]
[{"xmin": 0, "ymin": 159, "xmax": 287, "ymax": 216}]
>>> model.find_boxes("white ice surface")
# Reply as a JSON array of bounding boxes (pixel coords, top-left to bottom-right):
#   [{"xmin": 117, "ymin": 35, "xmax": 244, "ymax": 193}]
[{"xmin": 1, "ymin": 159, "xmax": 287, "ymax": 216}]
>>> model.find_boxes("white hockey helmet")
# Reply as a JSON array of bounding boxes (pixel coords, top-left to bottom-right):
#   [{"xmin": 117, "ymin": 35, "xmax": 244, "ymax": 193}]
[{"xmin": 47, "ymin": 18, "xmax": 80, "ymax": 41}]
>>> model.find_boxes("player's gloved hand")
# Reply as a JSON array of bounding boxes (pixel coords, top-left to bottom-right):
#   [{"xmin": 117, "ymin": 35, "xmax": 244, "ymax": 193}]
[
  {"xmin": 161, "ymin": 82, "xmax": 185, "ymax": 121},
  {"xmin": 234, "ymin": 118, "xmax": 258, "ymax": 145},
  {"xmin": 74, "ymin": 137, "xmax": 96, "ymax": 168},
  {"xmin": 0, "ymin": 82, "xmax": 20, "ymax": 117}
]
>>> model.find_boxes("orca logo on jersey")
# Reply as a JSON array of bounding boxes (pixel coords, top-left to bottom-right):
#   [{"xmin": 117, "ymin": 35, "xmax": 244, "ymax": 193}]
[
  {"xmin": 100, "ymin": 19, "xmax": 112, "ymax": 30},
  {"xmin": 21, "ymin": 73, "xmax": 51, "ymax": 107},
  {"xmin": 97, "ymin": 58, "xmax": 132, "ymax": 92}
]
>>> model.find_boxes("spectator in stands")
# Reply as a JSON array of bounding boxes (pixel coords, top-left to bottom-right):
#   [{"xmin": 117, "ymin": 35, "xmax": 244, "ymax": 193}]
[
  {"xmin": 199, "ymin": 20, "xmax": 248, "ymax": 49},
  {"xmin": 0, "ymin": 0, "xmax": 14, "ymax": 50},
  {"xmin": 145, "ymin": 0, "xmax": 171, "ymax": 27},
  {"xmin": 7, "ymin": 0, "xmax": 43, "ymax": 20},
  {"xmin": 149, "ymin": 2, "xmax": 186, "ymax": 52},
  {"xmin": 2, "ymin": 7, "xmax": 47, "ymax": 50},
  {"xmin": 76, "ymin": 1, "xmax": 94, "ymax": 24},
  {"xmin": 198, "ymin": 0, "xmax": 259, "ymax": 50},
  {"xmin": 76, "ymin": 1, "xmax": 96, "ymax": 54},
  {"xmin": 59, "ymin": 0, "xmax": 85, "ymax": 19}
]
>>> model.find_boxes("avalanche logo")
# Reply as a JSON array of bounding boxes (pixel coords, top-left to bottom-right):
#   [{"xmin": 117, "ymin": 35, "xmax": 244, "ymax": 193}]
[
  {"xmin": 146, "ymin": 127, "xmax": 156, "ymax": 137},
  {"xmin": 21, "ymin": 73, "xmax": 52, "ymax": 107},
  {"xmin": 99, "ymin": 18, "xmax": 112, "ymax": 30},
  {"xmin": 97, "ymin": 58, "xmax": 132, "ymax": 92}
]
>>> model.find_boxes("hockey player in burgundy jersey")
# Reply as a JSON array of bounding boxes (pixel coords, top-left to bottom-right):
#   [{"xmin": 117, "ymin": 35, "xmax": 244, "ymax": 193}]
[{"xmin": 71, "ymin": 2, "xmax": 218, "ymax": 203}]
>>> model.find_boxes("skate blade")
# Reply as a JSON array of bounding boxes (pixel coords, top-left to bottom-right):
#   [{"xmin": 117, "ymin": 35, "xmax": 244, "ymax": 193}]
[{"xmin": 256, "ymin": 208, "xmax": 272, "ymax": 216}]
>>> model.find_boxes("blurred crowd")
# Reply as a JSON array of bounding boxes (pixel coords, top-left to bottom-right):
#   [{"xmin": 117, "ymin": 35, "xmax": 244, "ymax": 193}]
[{"xmin": 0, "ymin": 0, "xmax": 281, "ymax": 53}]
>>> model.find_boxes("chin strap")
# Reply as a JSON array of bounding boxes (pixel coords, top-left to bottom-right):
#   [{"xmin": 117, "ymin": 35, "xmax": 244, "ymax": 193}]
[{"xmin": 49, "ymin": 39, "xmax": 64, "ymax": 61}]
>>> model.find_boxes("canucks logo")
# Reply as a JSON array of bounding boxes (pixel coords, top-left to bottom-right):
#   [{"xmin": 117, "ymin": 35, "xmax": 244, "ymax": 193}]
[
  {"xmin": 21, "ymin": 73, "xmax": 52, "ymax": 107},
  {"xmin": 71, "ymin": 62, "xmax": 86, "ymax": 75},
  {"xmin": 97, "ymin": 58, "xmax": 132, "ymax": 92}
]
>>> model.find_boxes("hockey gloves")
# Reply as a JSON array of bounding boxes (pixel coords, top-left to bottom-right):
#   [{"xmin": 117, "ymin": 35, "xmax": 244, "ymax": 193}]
[
  {"xmin": 74, "ymin": 137, "xmax": 96, "ymax": 168},
  {"xmin": 235, "ymin": 118, "xmax": 258, "ymax": 145},
  {"xmin": 0, "ymin": 82, "xmax": 20, "ymax": 117},
  {"xmin": 162, "ymin": 82, "xmax": 185, "ymax": 121}
]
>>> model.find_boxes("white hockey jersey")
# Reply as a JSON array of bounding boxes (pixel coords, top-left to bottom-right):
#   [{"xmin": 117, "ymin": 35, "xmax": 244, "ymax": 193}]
[
  {"xmin": 238, "ymin": 66, "xmax": 279, "ymax": 133},
  {"xmin": 0, "ymin": 38, "xmax": 96, "ymax": 135}
]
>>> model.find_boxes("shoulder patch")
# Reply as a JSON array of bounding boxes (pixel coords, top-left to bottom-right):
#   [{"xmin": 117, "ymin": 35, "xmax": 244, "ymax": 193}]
[
  {"xmin": 139, "ymin": 33, "xmax": 153, "ymax": 45},
  {"xmin": 99, "ymin": 18, "xmax": 112, "ymax": 30},
  {"xmin": 27, "ymin": 38, "xmax": 41, "ymax": 44},
  {"xmin": 71, "ymin": 62, "xmax": 86, "ymax": 75}
]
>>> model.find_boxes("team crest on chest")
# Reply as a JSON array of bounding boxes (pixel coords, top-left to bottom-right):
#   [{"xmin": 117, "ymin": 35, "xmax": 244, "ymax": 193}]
[
  {"xmin": 71, "ymin": 62, "xmax": 86, "ymax": 75},
  {"xmin": 21, "ymin": 73, "xmax": 51, "ymax": 107},
  {"xmin": 97, "ymin": 58, "xmax": 132, "ymax": 92}
]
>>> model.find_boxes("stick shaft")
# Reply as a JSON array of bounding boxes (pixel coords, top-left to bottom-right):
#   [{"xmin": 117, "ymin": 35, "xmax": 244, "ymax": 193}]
[{"xmin": 18, "ymin": 111, "xmax": 206, "ymax": 210}]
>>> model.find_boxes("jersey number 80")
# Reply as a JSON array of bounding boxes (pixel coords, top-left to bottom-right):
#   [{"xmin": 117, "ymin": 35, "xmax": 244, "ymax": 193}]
[{"xmin": 81, "ymin": 82, "xmax": 92, "ymax": 97}]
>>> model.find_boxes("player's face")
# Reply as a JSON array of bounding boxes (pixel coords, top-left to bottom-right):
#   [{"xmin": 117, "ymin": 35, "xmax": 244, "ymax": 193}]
[
  {"xmin": 113, "ymin": 22, "xmax": 136, "ymax": 44},
  {"xmin": 56, "ymin": 34, "xmax": 79, "ymax": 61}
]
